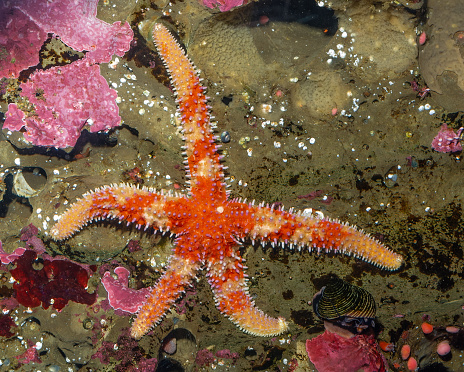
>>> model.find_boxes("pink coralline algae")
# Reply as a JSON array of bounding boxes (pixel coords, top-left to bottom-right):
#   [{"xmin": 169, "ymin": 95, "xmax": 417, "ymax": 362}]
[
  {"xmin": 101, "ymin": 266, "xmax": 151, "ymax": 314},
  {"xmin": 1, "ymin": 0, "xmax": 133, "ymax": 148},
  {"xmin": 15, "ymin": 344, "xmax": 41, "ymax": 364},
  {"xmin": 195, "ymin": 348, "xmax": 240, "ymax": 367},
  {"xmin": 175, "ymin": 287, "xmax": 198, "ymax": 315},
  {"xmin": 92, "ymin": 328, "xmax": 157, "ymax": 371},
  {"xmin": 4, "ymin": 59, "xmax": 121, "ymax": 148},
  {"xmin": 0, "ymin": 241, "xmax": 26, "ymax": 264},
  {"xmin": 215, "ymin": 349, "xmax": 240, "ymax": 362},
  {"xmin": 0, "ymin": 6, "xmax": 48, "ymax": 79},
  {"xmin": 14, "ymin": 0, "xmax": 133, "ymax": 64},
  {"xmin": 127, "ymin": 239, "xmax": 142, "ymax": 253},
  {"xmin": 195, "ymin": 349, "xmax": 216, "ymax": 366},
  {"xmin": 0, "ymin": 0, "xmax": 133, "ymax": 79},
  {"xmin": 199, "ymin": 0, "xmax": 249, "ymax": 12},
  {"xmin": 305, "ymin": 330, "xmax": 388, "ymax": 372},
  {"xmin": 431, "ymin": 124, "xmax": 463, "ymax": 153},
  {"xmin": 18, "ymin": 223, "xmax": 46, "ymax": 254}
]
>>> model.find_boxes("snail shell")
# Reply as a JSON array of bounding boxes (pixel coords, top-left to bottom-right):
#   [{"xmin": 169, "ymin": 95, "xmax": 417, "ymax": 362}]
[
  {"xmin": 313, "ymin": 278, "xmax": 376, "ymax": 321},
  {"xmin": 12, "ymin": 167, "xmax": 47, "ymax": 198}
]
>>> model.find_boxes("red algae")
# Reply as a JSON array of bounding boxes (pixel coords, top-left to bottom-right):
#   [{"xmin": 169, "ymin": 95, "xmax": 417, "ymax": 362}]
[
  {"xmin": 10, "ymin": 249, "xmax": 97, "ymax": 311},
  {"xmin": 306, "ymin": 330, "xmax": 388, "ymax": 372},
  {"xmin": 0, "ymin": 314, "xmax": 17, "ymax": 337}
]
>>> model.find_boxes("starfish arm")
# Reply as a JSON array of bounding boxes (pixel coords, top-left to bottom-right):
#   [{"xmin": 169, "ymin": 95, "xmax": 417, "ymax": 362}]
[
  {"xmin": 151, "ymin": 23, "xmax": 227, "ymax": 200},
  {"xmin": 131, "ymin": 253, "xmax": 200, "ymax": 339},
  {"xmin": 50, "ymin": 184, "xmax": 181, "ymax": 240},
  {"xmin": 247, "ymin": 206, "xmax": 403, "ymax": 271},
  {"xmin": 206, "ymin": 250, "xmax": 289, "ymax": 337}
]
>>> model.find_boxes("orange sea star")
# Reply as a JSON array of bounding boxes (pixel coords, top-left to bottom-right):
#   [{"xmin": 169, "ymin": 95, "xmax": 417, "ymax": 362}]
[{"xmin": 50, "ymin": 23, "xmax": 403, "ymax": 339}]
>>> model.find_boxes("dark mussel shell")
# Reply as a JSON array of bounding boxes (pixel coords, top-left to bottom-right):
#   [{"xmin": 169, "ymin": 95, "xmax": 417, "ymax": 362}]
[{"xmin": 313, "ymin": 278, "xmax": 376, "ymax": 321}]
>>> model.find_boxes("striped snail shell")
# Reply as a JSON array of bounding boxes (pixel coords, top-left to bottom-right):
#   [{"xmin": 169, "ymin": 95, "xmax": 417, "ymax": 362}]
[{"xmin": 313, "ymin": 278, "xmax": 376, "ymax": 321}]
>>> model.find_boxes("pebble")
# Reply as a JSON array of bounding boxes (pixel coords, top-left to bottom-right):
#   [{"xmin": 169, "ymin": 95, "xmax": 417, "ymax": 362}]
[
  {"xmin": 401, "ymin": 344, "xmax": 411, "ymax": 360},
  {"xmin": 163, "ymin": 337, "xmax": 177, "ymax": 355},
  {"xmin": 220, "ymin": 131, "xmax": 231, "ymax": 143},
  {"xmin": 421, "ymin": 322, "xmax": 434, "ymax": 334},
  {"xmin": 379, "ymin": 340, "xmax": 394, "ymax": 352},
  {"xmin": 407, "ymin": 357, "xmax": 418, "ymax": 371},
  {"xmin": 446, "ymin": 326, "xmax": 460, "ymax": 333},
  {"xmin": 436, "ymin": 340, "xmax": 451, "ymax": 356}
]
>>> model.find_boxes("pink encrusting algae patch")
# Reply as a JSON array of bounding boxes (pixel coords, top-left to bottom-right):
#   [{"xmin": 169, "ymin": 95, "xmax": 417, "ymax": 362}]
[
  {"xmin": 0, "ymin": 6, "xmax": 48, "ymax": 79},
  {"xmin": 10, "ymin": 0, "xmax": 133, "ymax": 64},
  {"xmin": 4, "ymin": 59, "xmax": 121, "ymax": 148},
  {"xmin": 431, "ymin": 124, "xmax": 463, "ymax": 153},
  {"xmin": 199, "ymin": 0, "xmax": 248, "ymax": 12},
  {"xmin": 1, "ymin": 0, "xmax": 133, "ymax": 148},
  {"xmin": 101, "ymin": 267, "xmax": 152, "ymax": 314}
]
